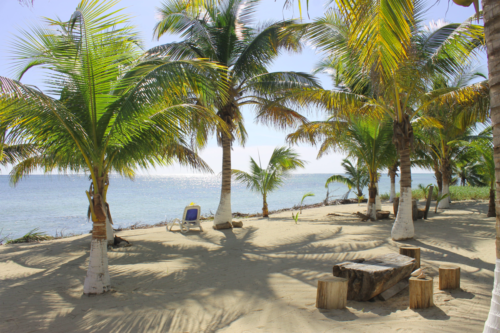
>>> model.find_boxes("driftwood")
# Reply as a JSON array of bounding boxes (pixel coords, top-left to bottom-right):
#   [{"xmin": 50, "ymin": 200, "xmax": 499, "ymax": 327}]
[
  {"xmin": 378, "ymin": 280, "xmax": 409, "ymax": 301},
  {"xmin": 231, "ymin": 221, "xmax": 243, "ymax": 228},
  {"xmin": 332, "ymin": 253, "xmax": 415, "ymax": 301},
  {"xmin": 355, "ymin": 211, "xmax": 372, "ymax": 221},
  {"xmin": 213, "ymin": 222, "xmax": 232, "ymax": 230}
]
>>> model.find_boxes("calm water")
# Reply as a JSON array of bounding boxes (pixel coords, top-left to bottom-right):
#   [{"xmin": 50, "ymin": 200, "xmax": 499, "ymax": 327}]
[{"xmin": 0, "ymin": 173, "xmax": 435, "ymax": 239}]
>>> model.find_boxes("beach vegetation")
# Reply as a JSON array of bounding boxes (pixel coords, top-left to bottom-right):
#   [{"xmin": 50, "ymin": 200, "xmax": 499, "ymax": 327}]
[
  {"xmin": 153, "ymin": 0, "xmax": 319, "ymax": 227},
  {"xmin": 5, "ymin": 228, "xmax": 53, "ymax": 244},
  {"xmin": 232, "ymin": 147, "xmax": 306, "ymax": 217}
]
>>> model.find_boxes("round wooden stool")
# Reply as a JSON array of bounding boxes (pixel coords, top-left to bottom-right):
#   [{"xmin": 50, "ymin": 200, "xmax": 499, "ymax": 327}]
[
  {"xmin": 316, "ymin": 277, "xmax": 348, "ymax": 309},
  {"xmin": 400, "ymin": 246, "xmax": 421, "ymax": 269},
  {"xmin": 439, "ymin": 265, "xmax": 460, "ymax": 290},
  {"xmin": 409, "ymin": 276, "xmax": 433, "ymax": 309}
]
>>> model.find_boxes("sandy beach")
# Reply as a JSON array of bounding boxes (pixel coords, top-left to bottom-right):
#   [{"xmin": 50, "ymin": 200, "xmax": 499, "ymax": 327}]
[{"xmin": 0, "ymin": 200, "xmax": 495, "ymax": 333}]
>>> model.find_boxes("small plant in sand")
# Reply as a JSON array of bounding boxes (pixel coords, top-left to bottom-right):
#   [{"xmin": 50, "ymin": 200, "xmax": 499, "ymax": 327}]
[
  {"xmin": 435, "ymin": 193, "xmax": 450, "ymax": 213},
  {"xmin": 356, "ymin": 195, "xmax": 364, "ymax": 206},
  {"xmin": 292, "ymin": 192, "xmax": 315, "ymax": 224},
  {"xmin": 417, "ymin": 184, "xmax": 433, "ymax": 200},
  {"xmin": 6, "ymin": 228, "xmax": 53, "ymax": 244}
]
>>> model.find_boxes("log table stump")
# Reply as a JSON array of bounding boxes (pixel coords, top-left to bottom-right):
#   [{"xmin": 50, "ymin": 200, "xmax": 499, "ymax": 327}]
[
  {"xmin": 333, "ymin": 253, "xmax": 415, "ymax": 301},
  {"xmin": 316, "ymin": 277, "xmax": 348, "ymax": 309},
  {"xmin": 409, "ymin": 276, "xmax": 434, "ymax": 309},
  {"xmin": 399, "ymin": 246, "xmax": 421, "ymax": 269},
  {"xmin": 439, "ymin": 265, "xmax": 460, "ymax": 290}
]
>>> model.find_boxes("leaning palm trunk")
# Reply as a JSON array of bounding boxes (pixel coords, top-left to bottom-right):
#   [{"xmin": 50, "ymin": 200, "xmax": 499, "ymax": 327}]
[
  {"xmin": 214, "ymin": 134, "xmax": 233, "ymax": 225},
  {"xmin": 83, "ymin": 175, "xmax": 111, "ymax": 294},
  {"xmin": 483, "ymin": 0, "xmax": 500, "ymax": 331},
  {"xmin": 391, "ymin": 116, "xmax": 414, "ymax": 240}
]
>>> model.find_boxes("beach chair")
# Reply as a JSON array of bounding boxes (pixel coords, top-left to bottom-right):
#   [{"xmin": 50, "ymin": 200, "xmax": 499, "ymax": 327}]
[{"xmin": 167, "ymin": 205, "xmax": 202, "ymax": 233}]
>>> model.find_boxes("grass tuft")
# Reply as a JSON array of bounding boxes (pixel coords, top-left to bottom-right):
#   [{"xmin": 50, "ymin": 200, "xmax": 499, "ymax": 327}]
[{"xmin": 5, "ymin": 228, "xmax": 53, "ymax": 244}]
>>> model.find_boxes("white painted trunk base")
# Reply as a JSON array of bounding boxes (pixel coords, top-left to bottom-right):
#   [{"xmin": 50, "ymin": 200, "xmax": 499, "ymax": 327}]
[
  {"xmin": 438, "ymin": 183, "xmax": 450, "ymax": 209},
  {"xmin": 375, "ymin": 183, "xmax": 382, "ymax": 210},
  {"xmin": 106, "ymin": 216, "xmax": 114, "ymax": 245},
  {"xmin": 389, "ymin": 182, "xmax": 396, "ymax": 203},
  {"xmin": 214, "ymin": 193, "xmax": 232, "ymax": 225},
  {"xmin": 367, "ymin": 202, "xmax": 377, "ymax": 220},
  {"xmin": 391, "ymin": 187, "xmax": 414, "ymax": 240},
  {"xmin": 83, "ymin": 238, "xmax": 111, "ymax": 295},
  {"xmin": 484, "ymin": 260, "xmax": 500, "ymax": 332}
]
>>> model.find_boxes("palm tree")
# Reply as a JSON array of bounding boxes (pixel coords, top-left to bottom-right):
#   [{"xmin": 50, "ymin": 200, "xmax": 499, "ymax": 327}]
[
  {"xmin": 324, "ymin": 158, "xmax": 369, "ymax": 200},
  {"xmin": 288, "ymin": 116, "xmax": 395, "ymax": 220},
  {"xmin": 414, "ymin": 68, "xmax": 489, "ymax": 209},
  {"xmin": 152, "ymin": 0, "xmax": 319, "ymax": 227},
  {"xmin": 0, "ymin": 0, "xmax": 224, "ymax": 294},
  {"xmin": 232, "ymin": 147, "xmax": 305, "ymax": 217},
  {"xmin": 285, "ymin": 8, "xmax": 484, "ymax": 239}
]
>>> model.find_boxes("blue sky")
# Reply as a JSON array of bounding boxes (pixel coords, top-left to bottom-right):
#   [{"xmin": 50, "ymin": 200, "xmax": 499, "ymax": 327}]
[{"xmin": 0, "ymin": 0, "xmax": 482, "ymax": 175}]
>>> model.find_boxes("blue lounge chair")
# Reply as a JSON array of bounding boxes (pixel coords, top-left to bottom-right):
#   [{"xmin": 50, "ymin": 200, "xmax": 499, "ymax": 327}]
[{"xmin": 167, "ymin": 205, "xmax": 202, "ymax": 233}]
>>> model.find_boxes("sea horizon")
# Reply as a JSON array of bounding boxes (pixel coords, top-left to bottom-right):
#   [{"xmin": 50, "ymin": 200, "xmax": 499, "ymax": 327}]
[{"xmin": 1, "ymin": 173, "xmax": 436, "ymax": 240}]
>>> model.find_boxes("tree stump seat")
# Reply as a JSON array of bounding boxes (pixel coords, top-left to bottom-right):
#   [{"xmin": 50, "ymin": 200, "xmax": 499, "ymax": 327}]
[
  {"xmin": 409, "ymin": 276, "xmax": 434, "ymax": 309},
  {"xmin": 399, "ymin": 246, "xmax": 421, "ymax": 269},
  {"xmin": 316, "ymin": 277, "xmax": 348, "ymax": 309},
  {"xmin": 439, "ymin": 265, "xmax": 460, "ymax": 290}
]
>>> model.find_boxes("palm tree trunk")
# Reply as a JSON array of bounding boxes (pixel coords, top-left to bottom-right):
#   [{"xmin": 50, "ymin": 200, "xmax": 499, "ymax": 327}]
[
  {"xmin": 263, "ymin": 194, "xmax": 269, "ymax": 217},
  {"xmin": 483, "ymin": 0, "xmax": 500, "ymax": 331},
  {"xmin": 439, "ymin": 160, "xmax": 451, "ymax": 209},
  {"xmin": 489, "ymin": 187, "xmax": 496, "ymax": 218},
  {"xmin": 83, "ymin": 174, "xmax": 111, "ymax": 295},
  {"xmin": 375, "ymin": 182, "xmax": 382, "ymax": 210},
  {"xmin": 214, "ymin": 134, "xmax": 232, "ymax": 225},
  {"xmin": 391, "ymin": 116, "xmax": 414, "ymax": 240},
  {"xmin": 367, "ymin": 182, "xmax": 377, "ymax": 220},
  {"xmin": 389, "ymin": 165, "xmax": 397, "ymax": 203}
]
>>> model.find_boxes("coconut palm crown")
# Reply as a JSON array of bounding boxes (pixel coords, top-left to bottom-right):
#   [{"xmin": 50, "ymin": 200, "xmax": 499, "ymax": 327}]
[{"xmin": 152, "ymin": 0, "xmax": 320, "ymax": 226}]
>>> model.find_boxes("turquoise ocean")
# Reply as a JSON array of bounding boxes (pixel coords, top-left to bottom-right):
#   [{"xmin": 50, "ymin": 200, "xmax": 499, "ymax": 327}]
[{"xmin": 0, "ymin": 173, "xmax": 435, "ymax": 239}]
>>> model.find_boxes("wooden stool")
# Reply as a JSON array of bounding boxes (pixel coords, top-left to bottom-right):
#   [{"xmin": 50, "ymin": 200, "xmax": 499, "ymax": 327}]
[
  {"xmin": 409, "ymin": 276, "xmax": 434, "ymax": 309},
  {"xmin": 400, "ymin": 246, "xmax": 421, "ymax": 269},
  {"xmin": 439, "ymin": 265, "xmax": 460, "ymax": 290},
  {"xmin": 316, "ymin": 277, "xmax": 348, "ymax": 309}
]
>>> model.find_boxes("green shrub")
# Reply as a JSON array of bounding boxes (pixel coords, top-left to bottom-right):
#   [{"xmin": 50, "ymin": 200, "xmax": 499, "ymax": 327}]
[
  {"xmin": 411, "ymin": 186, "xmax": 488, "ymax": 201},
  {"xmin": 379, "ymin": 193, "xmax": 390, "ymax": 200}
]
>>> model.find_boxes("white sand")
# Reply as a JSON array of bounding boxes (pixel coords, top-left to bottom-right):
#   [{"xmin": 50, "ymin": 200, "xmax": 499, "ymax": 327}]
[{"xmin": 0, "ymin": 201, "xmax": 495, "ymax": 332}]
